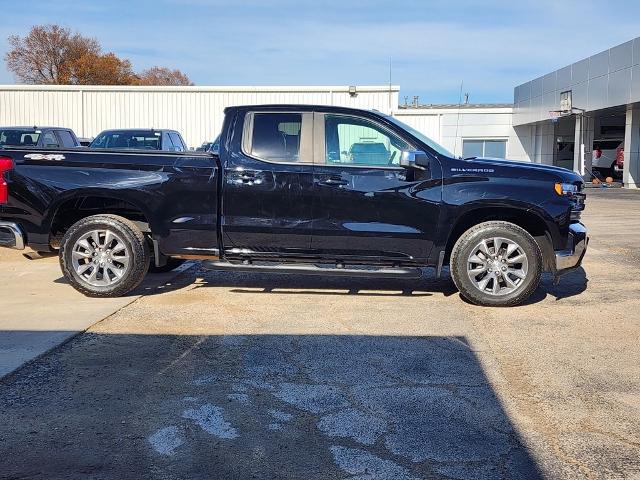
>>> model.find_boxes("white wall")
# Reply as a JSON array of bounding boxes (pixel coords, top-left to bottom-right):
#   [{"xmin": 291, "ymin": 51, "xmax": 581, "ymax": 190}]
[
  {"xmin": 392, "ymin": 106, "xmax": 528, "ymax": 161},
  {"xmin": 0, "ymin": 85, "xmax": 399, "ymax": 148}
]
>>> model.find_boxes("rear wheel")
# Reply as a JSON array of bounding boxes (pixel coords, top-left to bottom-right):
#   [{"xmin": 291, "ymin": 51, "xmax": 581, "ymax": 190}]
[
  {"xmin": 59, "ymin": 214, "xmax": 150, "ymax": 297},
  {"xmin": 450, "ymin": 221, "xmax": 542, "ymax": 307}
]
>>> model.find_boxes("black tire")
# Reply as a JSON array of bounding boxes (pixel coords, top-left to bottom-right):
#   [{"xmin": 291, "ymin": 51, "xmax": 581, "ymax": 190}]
[
  {"xmin": 59, "ymin": 214, "xmax": 150, "ymax": 297},
  {"xmin": 450, "ymin": 221, "xmax": 542, "ymax": 307},
  {"xmin": 148, "ymin": 258, "xmax": 185, "ymax": 273}
]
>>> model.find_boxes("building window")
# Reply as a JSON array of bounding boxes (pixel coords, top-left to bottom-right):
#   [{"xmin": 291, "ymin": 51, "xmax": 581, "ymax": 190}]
[{"xmin": 462, "ymin": 139, "xmax": 507, "ymax": 159}]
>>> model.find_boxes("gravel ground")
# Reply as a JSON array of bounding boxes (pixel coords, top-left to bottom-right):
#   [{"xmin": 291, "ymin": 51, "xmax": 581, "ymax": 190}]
[{"xmin": 0, "ymin": 189, "xmax": 639, "ymax": 480}]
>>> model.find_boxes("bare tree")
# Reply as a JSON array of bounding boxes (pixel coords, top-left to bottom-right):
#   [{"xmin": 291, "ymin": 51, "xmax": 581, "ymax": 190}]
[
  {"xmin": 5, "ymin": 25, "xmax": 100, "ymax": 84},
  {"xmin": 135, "ymin": 66, "xmax": 194, "ymax": 86}
]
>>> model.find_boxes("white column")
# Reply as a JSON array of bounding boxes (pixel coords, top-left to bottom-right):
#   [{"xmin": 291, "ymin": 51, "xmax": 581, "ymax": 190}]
[
  {"xmin": 583, "ymin": 116, "xmax": 594, "ymax": 178},
  {"xmin": 573, "ymin": 114, "xmax": 582, "ymax": 175},
  {"xmin": 623, "ymin": 104, "xmax": 640, "ymax": 189}
]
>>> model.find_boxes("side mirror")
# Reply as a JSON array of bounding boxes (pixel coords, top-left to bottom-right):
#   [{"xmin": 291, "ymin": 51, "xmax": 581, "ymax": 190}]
[{"xmin": 400, "ymin": 150, "xmax": 428, "ymax": 169}]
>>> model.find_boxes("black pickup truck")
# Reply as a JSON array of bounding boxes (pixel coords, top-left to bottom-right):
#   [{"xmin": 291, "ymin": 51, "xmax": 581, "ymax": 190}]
[{"xmin": 0, "ymin": 105, "xmax": 587, "ymax": 306}]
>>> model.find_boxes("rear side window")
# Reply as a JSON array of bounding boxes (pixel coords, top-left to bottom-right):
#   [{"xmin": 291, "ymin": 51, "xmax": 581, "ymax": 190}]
[
  {"xmin": 57, "ymin": 130, "xmax": 77, "ymax": 148},
  {"xmin": 247, "ymin": 113, "xmax": 303, "ymax": 163}
]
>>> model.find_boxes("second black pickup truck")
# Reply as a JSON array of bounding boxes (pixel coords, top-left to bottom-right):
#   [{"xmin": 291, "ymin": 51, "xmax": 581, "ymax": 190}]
[{"xmin": 0, "ymin": 105, "xmax": 587, "ymax": 306}]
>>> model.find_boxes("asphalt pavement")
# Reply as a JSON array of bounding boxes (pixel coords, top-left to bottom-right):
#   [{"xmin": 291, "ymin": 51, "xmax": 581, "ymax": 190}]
[{"xmin": 0, "ymin": 188, "xmax": 639, "ymax": 479}]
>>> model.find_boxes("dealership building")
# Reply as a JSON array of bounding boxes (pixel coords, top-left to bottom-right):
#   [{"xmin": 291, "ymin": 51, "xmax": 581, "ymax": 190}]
[
  {"xmin": 513, "ymin": 36, "xmax": 640, "ymax": 189},
  {"xmin": 0, "ymin": 36, "xmax": 638, "ymax": 188}
]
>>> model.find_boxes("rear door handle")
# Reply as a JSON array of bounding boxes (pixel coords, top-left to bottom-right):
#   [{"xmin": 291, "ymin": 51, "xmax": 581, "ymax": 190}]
[{"xmin": 319, "ymin": 176, "xmax": 348, "ymax": 186}]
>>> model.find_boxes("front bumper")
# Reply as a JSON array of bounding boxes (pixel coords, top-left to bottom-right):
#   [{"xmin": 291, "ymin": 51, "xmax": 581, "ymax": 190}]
[
  {"xmin": 555, "ymin": 222, "xmax": 588, "ymax": 274},
  {"xmin": 0, "ymin": 221, "xmax": 25, "ymax": 250}
]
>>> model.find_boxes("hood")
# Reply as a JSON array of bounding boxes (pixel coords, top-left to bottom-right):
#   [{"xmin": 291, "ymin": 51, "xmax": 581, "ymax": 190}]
[{"xmin": 462, "ymin": 157, "xmax": 583, "ymax": 183}]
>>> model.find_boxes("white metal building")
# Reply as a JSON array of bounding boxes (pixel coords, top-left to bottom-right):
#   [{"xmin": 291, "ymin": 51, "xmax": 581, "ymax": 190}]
[
  {"xmin": 394, "ymin": 104, "xmax": 523, "ymax": 160},
  {"xmin": 0, "ymin": 85, "xmax": 400, "ymax": 148},
  {"xmin": 0, "ymin": 84, "xmax": 517, "ymax": 158}
]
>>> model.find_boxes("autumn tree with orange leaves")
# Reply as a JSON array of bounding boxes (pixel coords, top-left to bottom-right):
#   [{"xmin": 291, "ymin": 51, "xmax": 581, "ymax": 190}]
[
  {"xmin": 135, "ymin": 67, "xmax": 194, "ymax": 86},
  {"xmin": 5, "ymin": 25, "xmax": 192, "ymax": 86}
]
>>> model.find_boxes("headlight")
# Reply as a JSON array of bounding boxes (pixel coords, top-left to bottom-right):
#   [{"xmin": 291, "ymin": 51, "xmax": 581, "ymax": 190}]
[{"xmin": 554, "ymin": 182, "xmax": 578, "ymax": 196}]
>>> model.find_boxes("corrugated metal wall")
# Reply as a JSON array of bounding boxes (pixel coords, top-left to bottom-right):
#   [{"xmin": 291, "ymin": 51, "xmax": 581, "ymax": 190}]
[{"xmin": 0, "ymin": 85, "xmax": 399, "ymax": 148}]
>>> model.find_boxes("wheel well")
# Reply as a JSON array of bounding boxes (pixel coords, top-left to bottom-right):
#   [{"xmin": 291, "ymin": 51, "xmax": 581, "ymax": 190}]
[
  {"xmin": 50, "ymin": 196, "xmax": 150, "ymax": 247},
  {"xmin": 444, "ymin": 207, "xmax": 551, "ymax": 263}
]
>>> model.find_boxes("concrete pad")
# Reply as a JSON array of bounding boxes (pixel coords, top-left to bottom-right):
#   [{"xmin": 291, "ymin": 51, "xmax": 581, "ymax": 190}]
[{"xmin": 0, "ymin": 248, "xmax": 188, "ymax": 378}]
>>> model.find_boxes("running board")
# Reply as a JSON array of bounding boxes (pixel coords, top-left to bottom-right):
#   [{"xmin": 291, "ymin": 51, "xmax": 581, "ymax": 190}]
[{"xmin": 201, "ymin": 261, "xmax": 422, "ymax": 279}]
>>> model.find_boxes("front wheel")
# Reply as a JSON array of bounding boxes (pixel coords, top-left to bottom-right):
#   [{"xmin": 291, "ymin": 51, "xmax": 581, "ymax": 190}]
[
  {"xmin": 450, "ymin": 221, "xmax": 542, "ymax": 307},
  {"xmin": 59, "ymin": 214, "xmax": 150, "ymax": 297}
]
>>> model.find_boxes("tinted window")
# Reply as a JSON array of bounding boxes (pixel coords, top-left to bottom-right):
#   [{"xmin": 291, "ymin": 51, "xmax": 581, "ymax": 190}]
[
  {"xmin": 90, "ymin": 131, "xmax": 161, "ymax": 150},
  {"xmin": 0, "ymin": 129, "xmax": 40, "ymax": 146},
  {"xmin": 41, "ymin": 131, "xmax": 59, "ymax": 147},
  {"xmin": 169, "ymin": 132, "xmax": 185, "ymax": 151},
  {"xmin": 57, "ymin": 130, "xmax": 77, "ymax": 148},
  {"xmin": 324, "ymin": 115, "xmax": 409, "ymax": 166},
  {"xmin": 250, "ymin": 113, "xmax": 302, "ymax": 162}
]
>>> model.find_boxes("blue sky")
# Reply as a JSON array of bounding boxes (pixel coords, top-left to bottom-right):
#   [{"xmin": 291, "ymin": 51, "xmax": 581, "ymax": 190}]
[{"xmin": 0, "ymin": 0, "xmax": 639, "ymax": 103}]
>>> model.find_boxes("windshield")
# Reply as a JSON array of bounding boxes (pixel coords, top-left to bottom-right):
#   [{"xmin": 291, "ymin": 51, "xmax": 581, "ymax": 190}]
[
  {"xmin": 0, "ymin": 129, "xmax": 40, "ymax": 147},
  {"xmin": 90, "ymin": 131, "xmax": 161, "ymax": 150},
  {"xmin": 383, "ymin": 115, "xmax": 454, "ymax": 158}
]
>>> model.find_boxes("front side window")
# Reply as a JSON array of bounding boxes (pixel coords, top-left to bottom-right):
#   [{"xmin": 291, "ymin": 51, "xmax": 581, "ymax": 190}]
[
  {"xmin": 462, "ymin": 139, "xmax": 507, "ymax": 159},
  {"xmin": 324, "ymin": 115, "xmax": 410, "ymax": 167},
  {"xmin": 249, "ymin": 113, "xmax": 302, "ymax": 163},
  {"xmin": 163, "ymin": 132, "xmax": 174, "ymax": 150},
  {"xmin": 41, "ymin": 131, "xmax": 59, "ymax": 147},
  {"xmin": 169, "ymin": 132, "xmax": 185, "ymax": 151},
  {"xmin": 57, "ymin": 130, "xmax": 76, "ymax": 148}
]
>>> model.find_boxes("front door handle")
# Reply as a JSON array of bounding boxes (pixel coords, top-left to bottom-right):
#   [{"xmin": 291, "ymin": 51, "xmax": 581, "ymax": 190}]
[{"xmin": 319, "ymin": 176, "xmax": 348, "ymax": 186}]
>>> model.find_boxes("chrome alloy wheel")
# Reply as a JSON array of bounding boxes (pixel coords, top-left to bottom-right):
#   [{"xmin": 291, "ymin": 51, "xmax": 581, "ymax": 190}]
[
  {"xmin": 71, "ymin": 229, "xmax": 130, "ymax": 287},
  {"xmin": 466, "ymin": 237, "xmax": 529, "ymax": 296}
]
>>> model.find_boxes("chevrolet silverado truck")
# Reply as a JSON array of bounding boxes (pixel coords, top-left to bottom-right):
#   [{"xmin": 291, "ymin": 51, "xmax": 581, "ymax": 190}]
[{"xmin": 0, "ymin": 105, "xmax": 587, "ymax": 306}]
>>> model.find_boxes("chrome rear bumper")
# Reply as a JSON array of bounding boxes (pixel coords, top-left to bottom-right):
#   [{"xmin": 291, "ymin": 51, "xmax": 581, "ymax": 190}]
[
  {"xmin": 0, "ymin": 221, "xmax": 25, "ymax": 250},
  {"xmin": 555, "ymin": 223, "xmax": 588, "ymax": 273}
]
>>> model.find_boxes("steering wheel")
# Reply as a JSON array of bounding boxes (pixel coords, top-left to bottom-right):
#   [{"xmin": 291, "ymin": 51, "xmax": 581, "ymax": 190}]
[{"xmin": 388, "ymin": 150, "xmax": 397, "ymax": 166}]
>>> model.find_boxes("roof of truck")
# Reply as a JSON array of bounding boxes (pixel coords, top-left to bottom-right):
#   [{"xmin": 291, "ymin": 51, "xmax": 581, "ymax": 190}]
[
  {"xmin": 226, "ymin": 104, "xmax": 386, "ymax": 115},
  {"xmin": 0, "ymin": 126, "xmax": 68, "ymax": 130}
]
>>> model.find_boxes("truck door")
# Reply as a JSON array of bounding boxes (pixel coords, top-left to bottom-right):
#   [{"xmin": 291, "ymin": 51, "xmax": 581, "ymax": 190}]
[
  {"xmin": 221, "ymin": 110, "xmax": 314, "ymax": 255},
  {"xmin": 310, "ymin": 112, "xmax": 441, "ymax": 263}
]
